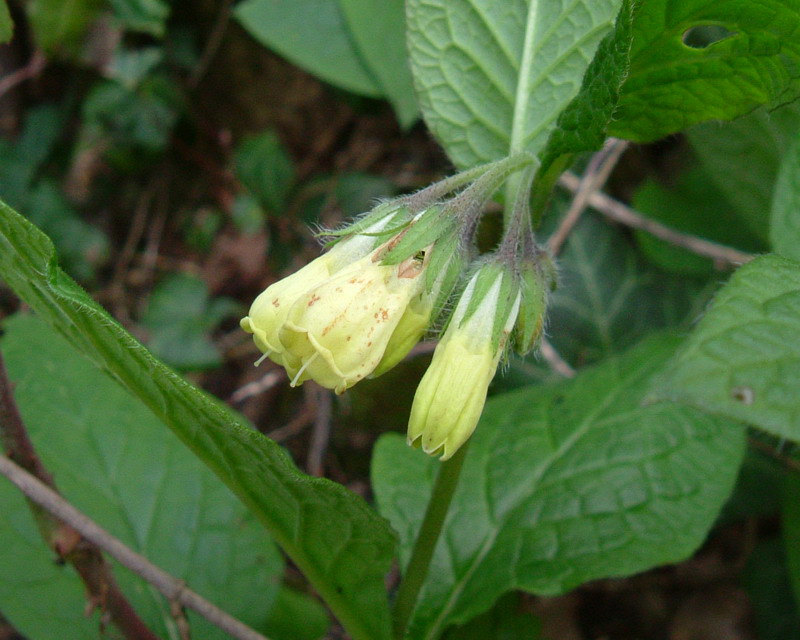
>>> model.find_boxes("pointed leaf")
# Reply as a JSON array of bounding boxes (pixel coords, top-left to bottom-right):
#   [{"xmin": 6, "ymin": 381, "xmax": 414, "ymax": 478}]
[
  {"xmin": 234, "ymin": 0, "xmax": 382, "ymax": 97},
  {"xmin": 339, "ymin": 0, "xmax": 419, "ymax": 127},
  {"xmin": 0, "ymin": 200, "xmax": 395, "ymax": 640},
  {"xmin": 373, "ymin": 334, "xmax": 745, "ymax": 638}
]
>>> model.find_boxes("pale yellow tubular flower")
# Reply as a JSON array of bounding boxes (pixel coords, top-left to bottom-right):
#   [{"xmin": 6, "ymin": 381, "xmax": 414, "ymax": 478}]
[
  {"xmin": 279, "ymin": 251, "xmax": 426, "ymax": 394},
  {"xmin": 239, "ymin": 218, "xmax": 396, "ymax": 370},
  {"xmin": 407, "ymin": 272, "xmax": 520, "ymax": 460},
  {"xmin": 368, "ymin": 294, "xmax": 431, "ymax": 379}
]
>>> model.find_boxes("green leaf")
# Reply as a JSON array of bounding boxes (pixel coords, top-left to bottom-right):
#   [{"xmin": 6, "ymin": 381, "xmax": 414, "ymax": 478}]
[
  {"xmin": 0, "ymin": 0, "xmax": 13, "ymax": 44},
  {"xmin": 26, "ymin": 0, "xmax": 103, "ymax": 57},
  {"xmin": 442, "ymin": 593, "xmax": 541, "ymax": 640},
  {"xmin": 632, "ymin": 163, "xmax": 765, "ymax": 276},
  {"xmin": 373, "ymin": 334, "xmax": 745, "ymax": 638},
  {"xmin": 406, "ymin": 0, "xmax": 623, "ymax": 168},
  {"xmin": 263, "ymin": 586, "xmax": 330, "ymax": 640},
  {"xmin": 689, "ymin": 102, "xmax": 800, "ymax": 243},
  {"xmin": 536, "ymin": 0, "xmax": 636, "ymax": 177},
  {"xmin": 235, "ymin": 131, "xmax": 296, "ymax": 214},
  {"xmin": 656, "ymin": 254, "xmax": 800, "ymax": 442},
  {"xmin": 547, "ymin": 212, "xmax": 710, "ymax": 366},
  {"xmin": 338, "ymin": 0, "xmax": 419, "ymax": 127},
  {"xmin": 234, "ymin": 0, "xmax": 382, "ymax": 98},
  {"xmin": 611, "ymin": 0, "xmax": 800, "ymax": 142},
  {"xmin": 772, "ymin": 128, "xmax": 800, "ymax": 261},
  {"xmin": 0, "ymin": 314, "xmax": 284, "ymax": 639},
  {"xmin": 108, "ymin": 0, "xmax": 170, "ymax": 37},
  {"xmin": 0, "ymin": 485, "xmax": 96, "ymax": 639},
  {"xmin": 140, "ymin": 273, "xmax": 238, "ymax": 371},
  {"xmin": 0, "ymin": 200, "xmax": 396, "ymax": 640}
]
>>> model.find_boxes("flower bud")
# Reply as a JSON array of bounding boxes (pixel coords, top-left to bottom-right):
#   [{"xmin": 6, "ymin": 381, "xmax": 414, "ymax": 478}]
[
  {"xmin": 513, "ymin": 254, "xmax": 554, "ymax": 355},
  {"xmin": 407, "ymin": 265, "xmax": 520, "ymax": 460},
  {"xmin": 279, "ymin": 251, "xmax": 426, "ymax": 394},
  {"xmin": 240, "ymin": 216, "xmax": 400, "ymax": 369}
]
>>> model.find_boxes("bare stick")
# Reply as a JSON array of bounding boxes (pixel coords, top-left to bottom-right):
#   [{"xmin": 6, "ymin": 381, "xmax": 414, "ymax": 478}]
[
  {"xmin": 0, "ymin": 454, "xmax": 271, "ymax": 640},
  {"xmin": 229, "ymin": 369, "xmax": 285, "ymax": 404},
  {"xmin": 558, "ymin": 172, "xmax": 755, "ymax": 266},
  {"xmin": 548, "ymin": 139, "xmax": 629, "ymax": 256},
  {"xmin": 0, "ymin": 353, "xmax": 159, "ymax": 640},
  {"xmin": 540, "ymin": 338, "xmax": 576, "ymax": 378},
  {"xmin": 0, "ymin": 51, "xmax": 47, "ymax": 99}
]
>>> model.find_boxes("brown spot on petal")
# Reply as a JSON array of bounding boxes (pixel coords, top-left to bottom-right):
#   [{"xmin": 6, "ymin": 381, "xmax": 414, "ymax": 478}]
[
  {"xmin": 346, "ymin": 336, "xmax": 351, "ymax": 341},
  {"xmin": 308, "ymin": 294, "xmax": 321, "ymax": 307},
  {"xmin": 272, "ymin": 298, "xmax": 280, "ymax": 307}
]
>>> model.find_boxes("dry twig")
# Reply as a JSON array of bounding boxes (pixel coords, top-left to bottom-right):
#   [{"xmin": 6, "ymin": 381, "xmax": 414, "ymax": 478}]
[
  {"xmin": 558, "ymin": 172, "xmax": 755, "ymax": 266},
  {"xmin": 548, "ymin": 138, "xmax": 629, "ymax": 256},
  {"xmin": 0, "ymin": 51, "xmax": 46, "ymax": 99}
]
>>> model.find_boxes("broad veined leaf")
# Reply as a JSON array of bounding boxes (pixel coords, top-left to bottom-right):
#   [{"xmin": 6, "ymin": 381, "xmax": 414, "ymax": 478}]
[
  {"xmin": 688, "ymin": 102, "xmax": 800, "ymax": 243},
  {"xmin": 547, "ymin": 212, "xmax": 711, "ymax": 366},
  {"xmin": 234, "ymin": 0, "xmax": 382, "ymax": 98},
  {"xmin": 611, "ymin": 0, "xmax": 800, "ymax": 142},
  {"xmin": 0, "ymin": 200, "xmax": 396, "ymax": 640},
  {"xmin": 406, "ymin": 0, "xmax": 623, "ymax": 168},
  {"xmin": 0, "ymin": 314, "xmax": 284, "ymax": 639},
  {"xmin": 657, "ymin": 254, "xmax": 800, "ymax": 442},
  {"xmin": 339, "ymin": 0, "xmax": 419, "ymax": 127},
  {"xmin": 373, "ymin": 334, "xmax": 745, "ymax": 639},
  {"xmin": 0, "ymin": 0, "xmax": 12, "ymax": 43},
  {"xmin": 772, "ymin": 127, "xmax": 800, "ymax": 262}
]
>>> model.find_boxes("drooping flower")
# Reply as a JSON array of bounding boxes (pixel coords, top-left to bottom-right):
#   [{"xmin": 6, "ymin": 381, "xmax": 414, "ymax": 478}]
[
  {"xmin": 407, "ymin": 263, "xmax": 521, "ymax": 460},
  {"xmin": 278, "ymin": 249, "xmax": 427, "ymax": 393}
]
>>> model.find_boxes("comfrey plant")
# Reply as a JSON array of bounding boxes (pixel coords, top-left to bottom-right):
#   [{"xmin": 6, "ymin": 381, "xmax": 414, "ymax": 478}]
[
  {"xmin": 2, "ymin": 0, "xmax": 800, "ymax": 639},
  {"xmin": 241, "ymin": 156, "xmax": 554, "ymax": 460}
]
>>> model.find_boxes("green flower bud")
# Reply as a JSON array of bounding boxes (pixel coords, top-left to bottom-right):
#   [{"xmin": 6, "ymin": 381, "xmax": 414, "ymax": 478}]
[
  {"xmin": 513, "ymin": 254, "xmax": 554, "ymax": 355},
  {"xmin": 407, "ymin": 265, "xmax": 520, "ymax": 460}
]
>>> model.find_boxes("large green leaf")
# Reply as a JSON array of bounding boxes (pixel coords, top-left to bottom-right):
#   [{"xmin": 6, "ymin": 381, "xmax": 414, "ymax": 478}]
[
  {"xmin": 234, "ymin": 0, "xmax": 382, "ymax": 98},
  {"xmin": 657, "ymin": 254, "xmax": 800, "ymax": 442},
  {"xmin": 0, "ymin": 200, "xmax": 395, "ymax": 640},
  {"xmin": 547, "ymin": 213, "xmax": 710, "ymax": 366},
  {"xmin": 373, "ymin": 334, "xmax": 745, "ymax": 639},
  {"xmin": 688, "ymin": 102, "xmax": 800, "ymax": 243},
  {"xmin": 0, "ymin": 0, "xmax": 12, "ymax": 43},
  {"xmin": 339, "ymin": 0, "xmax": 419, "ymax": 127},
  {"xmin": 0, "ymin": 314, "xmax": 284, "ymax": 639},
  {"xmin": 406, "ymin": 0, "xmax": 622, "ymax": 168},
  {"xmin": 772, "ymin": 127, "xmax": 800, "ymax": 261},
  {"xmin": 26, "ymin": 0, "xmax": 103, "ymax": 57},
  {"xmin": 611, "ymin": 0, "xmax": 800, "ymax": 142}
]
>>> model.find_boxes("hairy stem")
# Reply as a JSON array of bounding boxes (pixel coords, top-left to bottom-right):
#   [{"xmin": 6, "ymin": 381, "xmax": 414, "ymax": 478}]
[{"xmin": 392, "ymin": 443, "xmax": 470, "ymax": 639}]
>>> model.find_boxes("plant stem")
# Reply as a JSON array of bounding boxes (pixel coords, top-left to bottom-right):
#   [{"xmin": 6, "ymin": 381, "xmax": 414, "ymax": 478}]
[{"xmin": 392, "ymin": 443, "xmax": 470, "ymax": 639}]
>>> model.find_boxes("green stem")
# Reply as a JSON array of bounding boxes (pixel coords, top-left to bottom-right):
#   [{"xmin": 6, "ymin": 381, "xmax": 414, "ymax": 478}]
[{"xmin": 392, "ymin": 443, "xmax": 470, "ymax": 639}]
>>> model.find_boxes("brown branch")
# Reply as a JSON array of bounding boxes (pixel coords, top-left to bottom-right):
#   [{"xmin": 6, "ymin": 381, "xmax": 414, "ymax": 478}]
[
  {"xmin": 548, "ymin": 138, "xmax": 629, "ymax": 256},
  {"xmin": 0, "ymin": 352, "xmax": 159, "ymax": 640},
  {"xmin": 0, "ymin": 51, "xmax": 47, "ymax": 99},
  {"xmin": 558, "ymin": 172, "xmax": 755, "ymax": 266},
  {"xmin": 0, "ymin": 454, "xmax": 271, "ymax": 640},
  {"xmin": 539, "ymin": 338, "xmax": 576, "ymax": 378}
]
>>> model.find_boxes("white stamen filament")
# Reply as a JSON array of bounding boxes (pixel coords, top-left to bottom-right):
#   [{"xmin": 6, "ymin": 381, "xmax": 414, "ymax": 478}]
[{"xmin": 291, "ymin": 352, "xmax": 318, "ymax": 387}]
